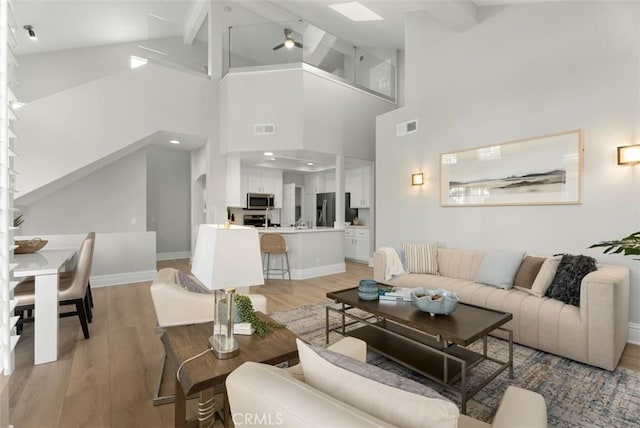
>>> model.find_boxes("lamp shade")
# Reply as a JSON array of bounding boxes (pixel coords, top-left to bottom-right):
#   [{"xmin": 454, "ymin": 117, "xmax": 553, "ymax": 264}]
[{"xmin": 192, "ymin": 224, "xmax": 265, "ymax": 290}]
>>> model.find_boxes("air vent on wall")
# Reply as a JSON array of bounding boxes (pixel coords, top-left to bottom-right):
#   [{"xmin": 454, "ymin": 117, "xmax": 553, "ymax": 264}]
[
  {"xmin": 254, "ymin": 123, "xmax": 275, "ymax": 135},
  {"xmin": 396, "ymin": 119, "xmax": 418, "ymax": 137}
]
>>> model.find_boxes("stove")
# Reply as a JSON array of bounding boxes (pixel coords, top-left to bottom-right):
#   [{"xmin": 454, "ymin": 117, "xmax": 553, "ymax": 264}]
[{"xmin": 243, "ymin": 215, "xmax": 266, "ymax": 227}]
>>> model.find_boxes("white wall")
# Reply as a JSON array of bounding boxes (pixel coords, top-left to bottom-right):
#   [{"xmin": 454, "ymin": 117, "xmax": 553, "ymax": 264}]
[
  {"xmin": 303, "ymin": 70, "xmax": 395, "ymax": 160},
  {"xmin": 221, "ymin": 69, "xmax": 305, "ymax": 153},
  {"xmin": 16, "ymin": 37, "xmax": 207, "ymax": 103},
  {"xmin": 19, "ymin": 149, "xmax": 147, "ymax": 235},
  {"xmin": 221, "ymin": 68, "xmax": 396, "ymax": 159},
  {"xmin": 283, "ymin": 171, "xmax": 306, "ymax": 186},
  {"xmin": 15, "ymin": 63, "xmax": 213, "ymax": 199},
  {"xmin": 146, "ymin": 147, "xmax": 191, "ymax": 257},
  {"xmin": 376, "ymin": 2, "xmax": 640, "ymax": 323}
]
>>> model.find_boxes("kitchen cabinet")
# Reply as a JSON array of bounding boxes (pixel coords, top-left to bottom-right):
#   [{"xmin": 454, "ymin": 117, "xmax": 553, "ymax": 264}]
[
  {"xmin": 345, "ymin": 166, "xmax": 371, "ymax": 208},
  {"xmin": 304, "ymin": 170, "xmax": 336, "ymax": 194},
  {"xmin": 344, "ymin": 228, "xmax": 370, "ymax": 264},
  {"xmin": 242, "ymin": 167, "xmax": 283, "ymax": 208}
]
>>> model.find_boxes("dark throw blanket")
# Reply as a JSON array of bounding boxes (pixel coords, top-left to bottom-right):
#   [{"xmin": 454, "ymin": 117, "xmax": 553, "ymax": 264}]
[{"xmin": 545, "ymin": 254, "xmax": 597, "ymax": 307}]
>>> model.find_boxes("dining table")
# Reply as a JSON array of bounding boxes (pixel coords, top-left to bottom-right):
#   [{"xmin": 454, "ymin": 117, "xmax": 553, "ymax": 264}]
[{"xmin": 13, "ymin": 248, "xmax": 77, "ymax": 365}]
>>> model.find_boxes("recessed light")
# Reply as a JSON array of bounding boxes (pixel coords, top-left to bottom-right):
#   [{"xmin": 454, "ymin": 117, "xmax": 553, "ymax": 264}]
[
  {"xmin": 328, "ymin": 2, "xmax": 383, "ymax": 22},
  {"xmin": 307, "ymin": 162, "xmax": 315, "ymax": 166},
  {"xmin": 169, "ymin": 140, "xmax": 180, "ymax": 145},
  {"xmin": 264, "ymin": 152, "xmax": 274, "ymax": 156},
  {"xmin": 130, "ymin": 55, "xmax": 148, "ymax": 69}
]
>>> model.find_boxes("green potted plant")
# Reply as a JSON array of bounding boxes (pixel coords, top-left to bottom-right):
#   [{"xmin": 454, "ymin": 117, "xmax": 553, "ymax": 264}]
[
  {"xmin": 221, "ymin": 294, "xmax": 285, "ymax": 337},
  {"xmin": 590, "ymin": 231, "xmax": 640, "ymax": 259}
]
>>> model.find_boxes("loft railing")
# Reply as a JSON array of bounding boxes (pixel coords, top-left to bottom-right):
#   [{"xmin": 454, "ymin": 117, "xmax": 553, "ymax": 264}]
[
  {"xmin": 224, "ymin": 20, "xmax": 396, "ymax": 102},
  {"xmin": 136, "ymin": 13, "xmax": 209, "ymax": 75}
]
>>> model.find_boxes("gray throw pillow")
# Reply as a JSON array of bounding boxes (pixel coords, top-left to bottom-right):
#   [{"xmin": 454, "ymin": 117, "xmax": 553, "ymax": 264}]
[
  {"xmin": 392, "ymin": 243, "xmax": 408, "ymax": 271},
  {"xmin": 313, "ymin": 344, "xmax": 448, "ymax": 401},
  {"xmin": 475, "ymin": 250, "xmax": 524, "ymax": 289},
  {"xmin": 177, "ymin": 270, "xmax": 210, "ymax": 294}
]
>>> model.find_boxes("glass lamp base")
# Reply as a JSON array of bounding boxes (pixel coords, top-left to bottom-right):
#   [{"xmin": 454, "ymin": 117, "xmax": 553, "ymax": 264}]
[{"xmin": 208, "ymin": 334, "xmax": 239, "ymax": 360}]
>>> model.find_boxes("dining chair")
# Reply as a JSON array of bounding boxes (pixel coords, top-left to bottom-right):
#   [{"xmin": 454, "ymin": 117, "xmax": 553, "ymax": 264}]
[
  {"xmin": 14, "ymin": 236, "xmax": 94, "ymax": 339},
  {"xmin": 15, "ymin": 232, "xmax": 96, "ymax": 322},
  {"xmin": 61, "ymin": 232, "xmax": 95, "ymax": 314}
]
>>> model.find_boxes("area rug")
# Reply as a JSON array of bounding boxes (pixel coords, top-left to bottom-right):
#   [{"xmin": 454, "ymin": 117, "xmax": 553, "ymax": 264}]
[{"xmin": 270, "ymin": 301, "xmax": 640, "ymax": 428}]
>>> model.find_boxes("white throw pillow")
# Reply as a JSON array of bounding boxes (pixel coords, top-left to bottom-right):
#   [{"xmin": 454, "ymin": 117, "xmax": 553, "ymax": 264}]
[
  {"xmin": 474, "ymin": 250, "xmax": 524, "ymax": 289},
  {"xmin": 402, "ymin": 242, "xmax": 439, "ymax": 275},
  {"xmin": 529, "ymin": 255, "xmax": 563, "ymax": 297},
  {"xmin": 297, "ymin": 339, "xmax": 459, "ymax": 428}
]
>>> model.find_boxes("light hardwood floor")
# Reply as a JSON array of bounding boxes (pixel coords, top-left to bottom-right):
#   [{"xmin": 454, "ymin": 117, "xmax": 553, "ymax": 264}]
[{"xmin": 8, "ymin": 260, "xmax": 640, "ymax": 427}]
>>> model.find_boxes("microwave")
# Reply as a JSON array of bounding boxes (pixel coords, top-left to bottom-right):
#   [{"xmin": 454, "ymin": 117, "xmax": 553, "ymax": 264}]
[{"xmin": 247, "ymin": 193, "xmax": 275, "ymax": 209}]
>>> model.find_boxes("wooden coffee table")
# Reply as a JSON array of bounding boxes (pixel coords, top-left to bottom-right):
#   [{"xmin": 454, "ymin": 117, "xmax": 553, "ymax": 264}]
[
  {"xmin": 161, "ymin": 312, "xmax": 299, "ymax": 427},
  {"xmin": 326, "ymin": 287, "xmax": 513, "ymax": 414}
]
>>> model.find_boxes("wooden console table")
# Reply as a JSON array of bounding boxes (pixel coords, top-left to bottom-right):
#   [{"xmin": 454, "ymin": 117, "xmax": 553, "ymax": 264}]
[{"xmin": 161, "ymin": 312, "xmax": 299, "ymax": 427}]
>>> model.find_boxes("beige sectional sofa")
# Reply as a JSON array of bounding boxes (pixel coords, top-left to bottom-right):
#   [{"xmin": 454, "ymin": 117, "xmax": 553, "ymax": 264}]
[{"xmin": 374, "ymin": 247, "xmax": 630, "ymax": 371}]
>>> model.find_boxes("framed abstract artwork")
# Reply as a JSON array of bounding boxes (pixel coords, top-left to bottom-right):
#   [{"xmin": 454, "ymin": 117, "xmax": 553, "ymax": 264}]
[{"xmin": 440, "ymin": 130, "xmax": 583, "ymax": 207}]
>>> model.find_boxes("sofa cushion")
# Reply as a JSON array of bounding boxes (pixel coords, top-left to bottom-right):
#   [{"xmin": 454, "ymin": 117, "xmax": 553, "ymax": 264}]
[
  {"xmin": 403, "ymin": 242, "xmax": 438, "ymax": 274},
  {"xmin": 514, "ymin": 256, "xmax": 546, "ymax": 291},
  {"xmin": 529, "ymin": 255, "xmax": 562, "ymax": 297},
  {"xmin": 474, "ymin": 250, "xmax": 524, "ymax": 289},
  {"xmin": 297, "ymin": 339, "xmax": 459, "ymax": 428},
  {"xmin": 177, "ymin": 270, "xmax": 210, "ymax": 294},
  {"xmin": 545, "ymin": 254, "xmax": 597, "ymax": 306}
]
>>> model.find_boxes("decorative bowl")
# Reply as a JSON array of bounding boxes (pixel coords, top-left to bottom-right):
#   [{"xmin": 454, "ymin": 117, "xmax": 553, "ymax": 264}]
[
  {"xmin": 358, "ymin": 279, "xmax": 379, "ymax": 301},
  {"xmin": 14, "ymin": 238, "xmax": 48, "ymax": 254},
  {"xmin": 410, "ymin": 287, "xmax": 459, "ymax": 316}
]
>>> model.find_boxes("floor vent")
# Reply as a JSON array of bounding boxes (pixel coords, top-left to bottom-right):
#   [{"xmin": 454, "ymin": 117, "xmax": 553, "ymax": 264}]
[
  {"xmin": 396, "ymin": 119, "xmax": 418, "ymax": 137},
  {"xmin": 254, "ymin": 123, "xmax": 275, "ymax": 135}
]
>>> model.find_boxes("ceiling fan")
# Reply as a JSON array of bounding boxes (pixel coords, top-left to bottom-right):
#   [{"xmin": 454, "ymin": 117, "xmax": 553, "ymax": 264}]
[{"xmin": 272, "ymin": 28, "xmax": 303, "ymax": 51}]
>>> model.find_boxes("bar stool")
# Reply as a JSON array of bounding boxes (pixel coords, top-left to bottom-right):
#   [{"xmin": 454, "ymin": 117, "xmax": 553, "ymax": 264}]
[{"xmin": 260, "ymin": 234, "xmax": 291, "ymax": 280}]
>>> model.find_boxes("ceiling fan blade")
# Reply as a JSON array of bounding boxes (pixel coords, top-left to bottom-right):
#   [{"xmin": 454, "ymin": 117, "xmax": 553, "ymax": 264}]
[
  {"xmin": 294, "ymin": 42, "xmax": 303, "ymax": 49},
  {"xmin": 272, "ymin": 43, "xmax": 285, "ymax": 51}
]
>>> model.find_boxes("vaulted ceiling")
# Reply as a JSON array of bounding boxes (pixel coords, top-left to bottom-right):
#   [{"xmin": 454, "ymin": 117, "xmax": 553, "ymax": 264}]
[{"xmin": 11, "ymin": 0, "xmax": 517, "ymax": 56}]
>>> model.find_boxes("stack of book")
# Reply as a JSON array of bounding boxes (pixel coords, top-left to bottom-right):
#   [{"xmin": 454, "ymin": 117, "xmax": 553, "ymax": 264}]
[
  {"xmin": 378, "ymin": 286, "xmax": 413, "ymax": 302},
  {"xmin": 214, "ymin": 322, "xmax": 255, "ymax": 335}
]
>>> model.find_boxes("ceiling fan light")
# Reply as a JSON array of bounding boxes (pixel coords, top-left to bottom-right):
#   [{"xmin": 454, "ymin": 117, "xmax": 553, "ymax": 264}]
[{"xmin": 284, "ymin": 38, "xmax": 295, "ymax": 49}]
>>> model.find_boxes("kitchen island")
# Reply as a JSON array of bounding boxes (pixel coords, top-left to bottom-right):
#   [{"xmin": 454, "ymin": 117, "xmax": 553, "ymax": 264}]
[{"xmin": 258, "ymin": 227, "xmax": 345, "ymax": 280}]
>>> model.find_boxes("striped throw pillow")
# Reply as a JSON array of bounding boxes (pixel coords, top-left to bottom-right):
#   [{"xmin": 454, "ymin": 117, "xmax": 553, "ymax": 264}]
[{"xmin": 402, "ymin": 242, "xmax": 438, "ymax": 275}]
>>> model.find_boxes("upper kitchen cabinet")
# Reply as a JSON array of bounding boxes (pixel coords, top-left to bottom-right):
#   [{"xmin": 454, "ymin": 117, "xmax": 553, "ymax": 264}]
[
  {"xmin": 304, "ymin": 170, "xmax": 335, "ymax": 194},
  {"xmin": 242, "ymin": 167, "xmax": 283, "ymax": 208},
  {"xmin": 346, "ymin": 166, "xmax": 371, "ymax": 208}
]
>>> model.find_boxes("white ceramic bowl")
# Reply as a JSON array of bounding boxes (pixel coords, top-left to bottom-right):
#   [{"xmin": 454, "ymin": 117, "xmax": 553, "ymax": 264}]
[{"xmin": 410, "ymin": 287, "xmax": 459, "ymax": 316}]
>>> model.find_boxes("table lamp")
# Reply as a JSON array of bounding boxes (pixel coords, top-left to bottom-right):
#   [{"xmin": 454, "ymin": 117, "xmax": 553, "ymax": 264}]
[{"xmin": 191, "ymin": 224, "xmax": 264, "ymax": 359}]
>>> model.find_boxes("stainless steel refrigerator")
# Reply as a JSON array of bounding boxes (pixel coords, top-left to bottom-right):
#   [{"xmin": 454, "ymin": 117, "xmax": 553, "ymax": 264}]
[{"xmin": 316, "ymin": 192, "xmax": 358, "ymax": 227}]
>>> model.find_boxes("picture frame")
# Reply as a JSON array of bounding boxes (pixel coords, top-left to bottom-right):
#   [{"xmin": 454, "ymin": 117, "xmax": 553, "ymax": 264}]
[{"xmin": 440, "ymin": 130, "xmax": 583, "ymax": 207}]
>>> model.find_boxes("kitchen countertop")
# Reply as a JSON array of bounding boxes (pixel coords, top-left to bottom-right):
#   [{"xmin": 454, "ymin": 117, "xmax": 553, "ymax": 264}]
[{"xmin": 256, "ymin": 227, "xmax": 345, "ymax": 234}]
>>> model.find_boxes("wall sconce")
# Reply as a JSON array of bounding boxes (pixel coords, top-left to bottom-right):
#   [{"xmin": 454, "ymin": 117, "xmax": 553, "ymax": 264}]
[
  {"xmin": 411, "ymin": 173, "xmax": 424, "ymax": 186},
  {"xmin": 618, "ymin": 145, "xmax": 640, "ymax": 165}
]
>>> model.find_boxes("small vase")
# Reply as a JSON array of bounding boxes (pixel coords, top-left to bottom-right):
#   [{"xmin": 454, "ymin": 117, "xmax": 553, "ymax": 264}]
[{"xmin": 358, "ymin": 279, "xmax": 379, "ymax": 301}]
